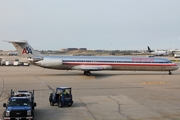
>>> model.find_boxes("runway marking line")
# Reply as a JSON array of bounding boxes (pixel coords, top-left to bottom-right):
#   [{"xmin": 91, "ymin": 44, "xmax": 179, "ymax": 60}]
[{"xmin": 142, "ymin": 82, "xmax": 168, "ymax": 85}]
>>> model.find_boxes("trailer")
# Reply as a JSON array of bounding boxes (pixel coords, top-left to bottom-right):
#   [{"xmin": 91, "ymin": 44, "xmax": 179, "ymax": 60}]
[
  {"xmin": 23, "ymin": 62, "xmax": 30, "ymax": 66},
  {"xmin": 0, "ymin": 59, "xmax": 6, "ymax": 66},
  {"xmin": 13, "ymin": 59, "xmax": 20, "ymax": 66},
  {"xmin": 174, "ymin": 54, "xmax": 180, "ymax": 58},
  {"xmin": 5, "ymin": 61, "xmax": 12, "ymax": 66}
]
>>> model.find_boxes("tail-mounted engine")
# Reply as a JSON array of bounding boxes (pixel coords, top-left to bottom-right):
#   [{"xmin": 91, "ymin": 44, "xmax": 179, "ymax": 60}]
[
  {"xmin": 28, "ymin": 57, "xmax": 44, "ymax": 62},
  {"xmin": 35, "ymin": 59, "xmax": 63, "ymax": 67}
]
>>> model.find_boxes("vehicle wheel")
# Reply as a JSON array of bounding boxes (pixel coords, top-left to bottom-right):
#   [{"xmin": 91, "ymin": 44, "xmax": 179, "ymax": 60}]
[
  {"xmin": 58, "ymin": 101, "xmax": 63, "ymax": 108},
  {"xmin": 68, "ymin": 103, "xmax": 72, "ymax": 107},
  {"xmin": 50, "ymin": 101, "xmax": 54, "ymax": 106},
  {"xmin": 32, "ymin": 112, "xmax": 34, "ymax": 119},
  {"xmin": 49, "ymin": 93, "xmax": 53, "ymax": 102}
]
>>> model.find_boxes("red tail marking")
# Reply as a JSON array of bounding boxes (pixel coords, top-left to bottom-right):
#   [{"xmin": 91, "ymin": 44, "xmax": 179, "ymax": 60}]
[{"xmin": 22, "ymin": 48, "xmax": 27, "ymax": 54}]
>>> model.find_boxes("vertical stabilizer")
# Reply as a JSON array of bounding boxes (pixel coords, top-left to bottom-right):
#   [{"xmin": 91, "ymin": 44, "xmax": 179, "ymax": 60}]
[
  {"xmin": 7, "ymin": 40, "xmax": 41, "ymax": 57},
  {"xmin": 147, "ymin": 46, "xmax": 153, "ymax": 52}
]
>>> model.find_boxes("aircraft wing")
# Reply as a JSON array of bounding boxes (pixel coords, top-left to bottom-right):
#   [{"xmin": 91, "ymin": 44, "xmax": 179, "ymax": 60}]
[{"xmin": 71, "ymin": 65, "xmax": 112, "ymax": 71}]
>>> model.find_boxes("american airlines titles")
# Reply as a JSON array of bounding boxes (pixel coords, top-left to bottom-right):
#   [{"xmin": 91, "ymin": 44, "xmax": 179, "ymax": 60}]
[{"xmin": 132, "ymin": 58, "xmax": 154, "ymax": 62}]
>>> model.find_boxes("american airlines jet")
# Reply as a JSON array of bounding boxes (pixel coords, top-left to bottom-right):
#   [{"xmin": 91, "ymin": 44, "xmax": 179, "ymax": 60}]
[{"xmin": 7, "ymin": 40, "xmax": 179, "ymax": 76}]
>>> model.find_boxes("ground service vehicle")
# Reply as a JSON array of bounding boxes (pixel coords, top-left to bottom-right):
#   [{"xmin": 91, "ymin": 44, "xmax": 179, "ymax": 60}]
[
  {"xmin": 10, "ymin": 90, "xmax": 36, "ymax": 110},
  {"xmin": 13, "ymin": 59, "xmax": 20, "ymax": 66},
  {"xmin": 174, "ymin": 54, "xmax": 180, "ymax": 58},
  {"xmin": 49, "ymin": 87, "xmax": 73, "ymax": 107},
  {"xmin": 3, "ymin": 90, "xmax": 36, "ymax": 120}
]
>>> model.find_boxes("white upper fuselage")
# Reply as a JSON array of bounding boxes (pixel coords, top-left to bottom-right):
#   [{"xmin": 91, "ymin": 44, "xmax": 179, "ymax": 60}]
[{"xmin": 150, "ymin": 51, "xmax": 168, "ymax": 56}]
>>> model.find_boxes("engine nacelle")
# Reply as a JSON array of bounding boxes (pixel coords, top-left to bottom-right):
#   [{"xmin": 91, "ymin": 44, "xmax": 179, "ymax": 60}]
[
  {"xmin": 28, "ymin": 57, "xmax": 44, "ymax": 63},
  {"xmin": 36, "ymin": 59, "xmax": 63, "ymax": 67}
]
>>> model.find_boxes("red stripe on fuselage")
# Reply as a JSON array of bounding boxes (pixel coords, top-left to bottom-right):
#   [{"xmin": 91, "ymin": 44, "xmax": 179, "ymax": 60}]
[{"xmin": 63, "ymin": 62, "xmax": 177, "ymax": 67}]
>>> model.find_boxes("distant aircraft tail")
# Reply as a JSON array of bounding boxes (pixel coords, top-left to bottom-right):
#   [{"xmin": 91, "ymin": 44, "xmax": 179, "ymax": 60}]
[
  {"xmin": 6, "ymin": 40, "xmax": 41, "ymax": 58},
  {"xmin": 147, "ymin": 46, "xmax": 153, "ymax": 52}
]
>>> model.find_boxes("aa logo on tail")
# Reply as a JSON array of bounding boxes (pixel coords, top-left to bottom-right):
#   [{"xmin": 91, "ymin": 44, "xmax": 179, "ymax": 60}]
[{"xmin": 22, "ymin": 47, "xmax": 32, "ymax": 54}]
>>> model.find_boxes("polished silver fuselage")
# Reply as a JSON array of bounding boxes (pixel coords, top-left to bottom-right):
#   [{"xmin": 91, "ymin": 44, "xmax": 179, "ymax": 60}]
[{"xmin": 34, "ymin": 56, "xmax": 179, "ymax": 71}]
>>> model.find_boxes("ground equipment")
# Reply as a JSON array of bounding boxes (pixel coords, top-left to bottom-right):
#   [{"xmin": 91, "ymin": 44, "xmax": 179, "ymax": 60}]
[
  {"xmin": 49, "ymin": 87, "xmax": 73, "ymax": 107},
  {"xmin": 3, "ymin": 90, "xmax": 36, "ymax": 120}
]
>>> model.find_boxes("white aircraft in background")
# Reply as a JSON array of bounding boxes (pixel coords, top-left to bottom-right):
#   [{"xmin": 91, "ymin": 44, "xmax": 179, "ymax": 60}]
[
  {"xmin": 170, "ymin": 49, "xmax": 180, "ymax": 55},
  {"xmin": 147, "ymin": 46, "xmax": 169, "ymax": 56},
  {"xmin": 5, "ymin": 40, "xmax": 179, "ymax": 75},
  {"xmin": 7, "ymin": 51, "xmax": 18, "ymax": 56}
]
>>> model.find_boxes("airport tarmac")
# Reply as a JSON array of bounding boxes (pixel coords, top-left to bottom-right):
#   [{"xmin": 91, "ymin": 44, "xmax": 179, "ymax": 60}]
[{"xmin": 0, "ymin": 65, "xmax": 180, "ymax": 120}]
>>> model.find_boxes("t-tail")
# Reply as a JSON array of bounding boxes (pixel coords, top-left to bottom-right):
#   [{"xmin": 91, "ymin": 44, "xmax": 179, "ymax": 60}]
[{"xmin": 6, "ymin": 40, "xmax": 41, "ymax": 58}]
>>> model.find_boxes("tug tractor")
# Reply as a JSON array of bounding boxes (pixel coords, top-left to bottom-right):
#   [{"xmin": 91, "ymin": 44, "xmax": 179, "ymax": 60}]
[{"xmin": 49, "ymin": 87, "xmax": 73, "ymax": 107}]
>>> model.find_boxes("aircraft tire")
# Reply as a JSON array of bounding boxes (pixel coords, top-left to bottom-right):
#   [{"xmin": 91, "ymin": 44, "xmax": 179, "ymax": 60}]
[
  {"xmin": 84, "ymin": 71, "xmax": 87, "ymax": 75},
  {"xmin": 169, "ymin": 71, "xmax": 172, "ymax": 75},
  {"xmin": 86, "ymin": 71, "xmax": 91, "ymax": 76}
]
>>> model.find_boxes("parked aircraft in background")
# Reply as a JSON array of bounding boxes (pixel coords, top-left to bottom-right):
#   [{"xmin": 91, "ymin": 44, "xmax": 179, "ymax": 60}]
[
  {"xmin": 6, "ymin": 40, "xmax": 179, "ymax": 75},
  {"xmin": 147, "ymin": 46, "xmax": 169, "ymax": 56},
  {"xmin": 8, "ymin": 52, "xmax": 18, "ymax": 56},
  {"xmin": 170, "ymin": 49, "xmax": 180, "ymax": 55}
]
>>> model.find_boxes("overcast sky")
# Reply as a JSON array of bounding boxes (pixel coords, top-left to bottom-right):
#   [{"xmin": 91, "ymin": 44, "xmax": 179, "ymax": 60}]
[{"xmin": 0, "ymin": 0, "xmax": 180, "ymax": 50}]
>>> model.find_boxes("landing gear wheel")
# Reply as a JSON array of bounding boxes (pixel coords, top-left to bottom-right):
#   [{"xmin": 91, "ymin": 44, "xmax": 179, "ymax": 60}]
[
  {"xmin": 86, "ymin": 71, "xmax": 91, "ymax": 76},
  {"xmin": 58, "ymin": 101, "xmax": 63, "ymax": 108},
  {"xmin": 169, "ymin": 71, "xmax": 172, "ymax": 75},
  {"xmin": 84, "ymin": 71, "xmax": 87, "ymax": 75},
  {"xmin": 50, "ymin": 101, "xmax": 54, "ymax": 106},
  {"xmin": 84, "ymin": 71, "xmax": 91, "ymax": 76}
]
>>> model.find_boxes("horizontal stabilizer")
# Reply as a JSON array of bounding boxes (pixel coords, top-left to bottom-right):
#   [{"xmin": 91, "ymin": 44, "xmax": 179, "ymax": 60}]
[{"xmin": 6, "ymin": 40, "xmax": 28, "ymax": 44}]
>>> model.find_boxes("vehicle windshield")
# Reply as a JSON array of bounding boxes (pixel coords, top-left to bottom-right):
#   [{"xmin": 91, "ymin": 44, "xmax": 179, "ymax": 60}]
[
  {"xmin": 9, "ymin": 99, "xmax": 30, "ymax": 106},
  {"xmin": 57, "ymin": 89, "xmax": 71, "ymax": 95}
]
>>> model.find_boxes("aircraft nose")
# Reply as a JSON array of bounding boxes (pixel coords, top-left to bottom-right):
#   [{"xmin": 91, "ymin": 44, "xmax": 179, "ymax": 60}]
[
  {"xmin": 176, "ymin": 65, "xmax": 179, "ymax": 69},
  {"xmin": 174, "ymin": 63, "xmax": 179, "ymax": 70}
]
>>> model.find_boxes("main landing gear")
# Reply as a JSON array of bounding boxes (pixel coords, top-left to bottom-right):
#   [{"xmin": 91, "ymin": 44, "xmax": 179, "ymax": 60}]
[
  {"xmin": 84, "ymin": 71, "xmax": 91, "ymax": 76},
  {"xmin": 169, "ymin": 71, "xmax": 172, "ymax": 75}
]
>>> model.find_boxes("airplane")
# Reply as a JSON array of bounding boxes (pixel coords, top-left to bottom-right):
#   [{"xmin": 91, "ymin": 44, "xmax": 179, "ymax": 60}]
[
  {"xmin": 147, "ymin": 46, "xmax": 169, "ymax": 56},
  {"xmin": 6, "ymin": 40, "xmax": 179, "ymax": 76},
  {"xmin": 7, "ymin": 51, "xmax": 18, "ymax": 56},
  {"xmin": 170, "ymin": 49, "xmax": 180, "ymax": 56}
]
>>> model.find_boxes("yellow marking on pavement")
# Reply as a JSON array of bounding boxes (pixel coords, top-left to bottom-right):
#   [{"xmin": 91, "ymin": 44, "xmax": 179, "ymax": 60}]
[{"xmin": 171, "ymin": 60, "xmax": 180, "ymax": 62}]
